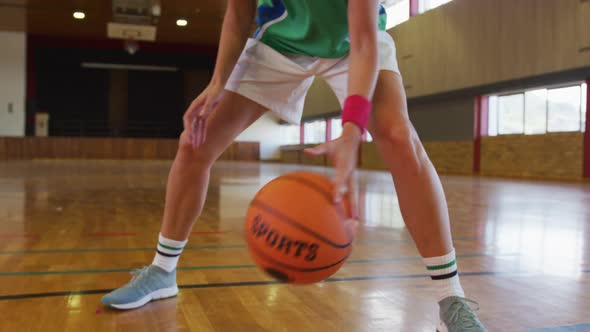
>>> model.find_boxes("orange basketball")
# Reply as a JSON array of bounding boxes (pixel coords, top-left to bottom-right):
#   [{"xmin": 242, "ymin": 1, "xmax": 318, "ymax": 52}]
[{"xmin": 245, "ymin": 171, "xmax": 354, "ymax": 284}]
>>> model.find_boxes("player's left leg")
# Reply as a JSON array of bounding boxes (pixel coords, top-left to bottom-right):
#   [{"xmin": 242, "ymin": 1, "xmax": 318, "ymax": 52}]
[
  {"xmin": 369, "ymin": 70, "xmax": 486, "ymax": 332},
  {"xmin": 321, "ymin": 29, "xmax": 486, "ymax": 331}
]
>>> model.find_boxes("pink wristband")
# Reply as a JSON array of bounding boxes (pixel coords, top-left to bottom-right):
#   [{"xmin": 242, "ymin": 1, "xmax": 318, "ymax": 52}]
[{"xmin": 341, "ymin": 95, "xmax": 372, "ymax": 134}]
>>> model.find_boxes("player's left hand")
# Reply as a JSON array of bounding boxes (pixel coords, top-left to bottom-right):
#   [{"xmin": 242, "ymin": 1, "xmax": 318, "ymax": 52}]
[{"xmin": 304, "ymin": 123, "xmax": 362, "ymax": 221}]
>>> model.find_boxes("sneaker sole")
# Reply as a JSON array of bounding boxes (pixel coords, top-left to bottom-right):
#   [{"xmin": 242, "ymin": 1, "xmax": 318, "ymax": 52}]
[{"xmin": 109, "ymin": 286, "xmax": 179, "ymax": 310}]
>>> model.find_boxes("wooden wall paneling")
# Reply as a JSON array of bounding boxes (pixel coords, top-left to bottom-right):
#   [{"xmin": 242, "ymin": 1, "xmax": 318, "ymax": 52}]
[
  {"xmin": 29, "ymin": 137, "xmax": 37, "ymax": 158},
  {"xmin": 553, "ymin": 0, "xmax": 579, "ymax": 71},
  {"xmin": 425, "ymin": 10, "xmax": 446, "ymax": 95},
  {"xmin": 390, "ymin": 25, "xmax": 417, "ymax": 93},
  {"xmin": 577, "ymin": 0, "xmax": 590, "ymax": 65},
  {"xmin": 124, "ymin": 139, "xmax": 140, "ymax": 160},
  {"xmin": 497, "ymin": 0, "xmax": 522, "ymax": 82},
  {"xmin": 7, "ymin": 137, "xmax": 26, "ymax": 159},
  {"xmin": 444, "ymin": 1, "xmax": 465, "ymax": 91},
  {"xmin": 388, "ymin": 0, "xmax": 589, "ymax": 98},
  {"xmin": 459, "ymin": 0, "xmax": 483, "ymax": 90},
  {"xmin": 156, "ymin": 139, "xmax": 178, "ymax": 159},
  {"xmin": 234, "ymin": 142, "xmax": 260, "ymax": 161},
  {"xmin": 531, "ymin": 0, "xmax": 554, "ymax": 76},
  {"xmin": 280, "ymin": 146, "xmax": 302, "ymax": 164},
  {"xmin": 0, "ymin": 137, "xmax": 259, "ymax": 161},
  {"xmin": 80, "ymin": 138, "xmax": 95, "ymax": 159},
  {"xmin": 140, "ymin": 139, "xmax": 160, "ymax": 160},
  {"xmin": 301, "ymin": 144, "xmax": 326, "ymax": 166},
  {"xmin": 480, "ymin": 0, "xmax": 501, "ymax": 86},
  {"xmin": 0, "ymin": 138, "xmax": 6, "ymax": 160},
  {"xmin": 0, "ymin": 138, "xmax": 14, "ymax": 160},
  {"xmin": 415, "ymin": 14, "xmax": 432, "ymax": 96},
  {"xmin": 219, "ymin": 144, "xmax": 233, "ymax": 161}
]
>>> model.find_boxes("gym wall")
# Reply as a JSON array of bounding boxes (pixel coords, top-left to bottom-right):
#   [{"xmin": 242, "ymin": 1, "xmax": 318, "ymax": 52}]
[{"xmin": 295, "ymin": 0, "xmax": 590, "ymax": 180}]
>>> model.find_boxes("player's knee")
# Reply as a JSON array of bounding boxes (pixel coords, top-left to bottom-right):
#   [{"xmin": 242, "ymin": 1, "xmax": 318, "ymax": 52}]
[
  {"xmin": 372, "ymin": 122, "xmax": 427, "ymax": 170},
  {"xmin": 177, "ymin": 131, "xmax": 217, "ymax": 166},
  {"xmin": 373, "ymin": 121, "xmax": 418, "ymax": 153}
]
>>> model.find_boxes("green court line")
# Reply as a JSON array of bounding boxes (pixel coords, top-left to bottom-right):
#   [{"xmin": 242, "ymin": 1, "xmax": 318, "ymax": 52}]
[
  {"xmin": 0, "ymin": 244, "xmax": 246, "ymax": 255},
  {"xmin": 0, "ymin": 253, "xmax": 517, "ymax": 277}
]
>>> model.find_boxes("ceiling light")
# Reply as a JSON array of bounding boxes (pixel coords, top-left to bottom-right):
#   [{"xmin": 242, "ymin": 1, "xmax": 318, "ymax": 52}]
[
  {"xmin": 176, "ymin": 19, "xmax": 188, "ymax": 27},
  {"xmin": 73, "ymin": 11, "xmax": 86, "ymax": 20}
]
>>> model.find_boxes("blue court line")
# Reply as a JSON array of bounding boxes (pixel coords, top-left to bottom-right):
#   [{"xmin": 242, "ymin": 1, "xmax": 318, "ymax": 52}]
[
  {"xmin": 524, "ymin": 323, "xmax": 590, "ymax": 332},
  {"xmin": 0, "ymin": 253, "xmax": 516, "ymax": 277}
]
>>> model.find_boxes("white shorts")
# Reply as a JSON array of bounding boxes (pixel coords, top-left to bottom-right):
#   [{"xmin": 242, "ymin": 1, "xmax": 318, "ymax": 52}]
[{"xmin": 225, "ymin": 31, "xmax": 400, "ymax": 124}]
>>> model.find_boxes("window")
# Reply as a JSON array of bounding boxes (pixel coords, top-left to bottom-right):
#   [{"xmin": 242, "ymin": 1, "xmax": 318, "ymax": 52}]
[
  {"xmin": 582, "ymin": 83, "xmax": 587, "ymax": 132},
  {"xmin": 384, "ymin": 0, "xmax": 410, "ymax": 30},
  {"xmin": 331, "ymin": 117, "xmax": 374, "ymax": 142},
  {"xmin": 280, "ymin": 124, "xmax": 300, "ymax": 145},
  {"xmin": 548, "ymin": 86, "xmax": 581, "ymax": 132},
  {"xmin": 498, "ymin": 94, "xmax": 524, "ymax": 135},
  {"xmin": 488, "ymin": 96, "xmax": 499, "ymax": 136},
  {"xmin": 304, "ymin": 120, "xmax": 326, "ymax": 144},
  {"xmin": 488, "ymin": 82, "xmax": 587, "ymax": 136},
  {"xmin": 419, "ymin": 0, "xmax": 453, "ymax": 13},
  {"xmin": 330, "ymin": 118, "xmax": 343, "ymax": 140},
  {"xmin": 525, "ymin": 89, "xmax": 547, "ymax": 135}
]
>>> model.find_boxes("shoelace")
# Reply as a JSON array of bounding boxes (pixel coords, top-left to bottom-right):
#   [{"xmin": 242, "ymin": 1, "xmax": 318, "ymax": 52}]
[
  {"xmin": 446, "ymin": 298, "xmax": 481, "ymax": 329},
  {"xmin": 129, "ymin": 266, "xmax": 150, "ymax": 285}
]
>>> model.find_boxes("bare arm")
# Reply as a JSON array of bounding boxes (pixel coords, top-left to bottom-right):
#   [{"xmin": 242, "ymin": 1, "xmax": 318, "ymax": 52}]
[
  {"xmin": 342, "ymin": 0, "xmax": 380, "ymax": 138},
  {"xmin": 305, "ymin": 1, "xmax": 380, "ymax": 211},
  {"xmin": 347, "ymin": 0, "xmax": 379, "ymax": 100}
]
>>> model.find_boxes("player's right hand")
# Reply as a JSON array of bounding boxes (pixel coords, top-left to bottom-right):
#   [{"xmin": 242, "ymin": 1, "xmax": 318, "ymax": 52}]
[{"xmin": 183, "ymin": 82, "xmax": 224, "ymax": 148}]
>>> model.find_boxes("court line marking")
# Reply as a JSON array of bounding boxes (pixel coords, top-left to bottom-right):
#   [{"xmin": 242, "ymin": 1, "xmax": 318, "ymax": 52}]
[
  {"xmin": 191, "ymin": 231, "xmax": 227, "ymax": 235},
  {"xmin": 0, "ymin": 233, "xmax": 40, "ymax": 239},
  {"xmin": 87, "ymin": 232, "xmax": 136, "ymax": 237},
  {"xmin": 0, "ymin": 253, "xmax": 518, "ymax": 277},
  {"xmin": 0, "ymin": 238, "xmax": 481, "ymax": 255},
  {"xmin": 0, "ymin": 244, "xmax": 247, "ymax": 255},
  {"xmin": 0, "ymin": 271, "xmax": 528, "ymax": 301},
  {"xmin": 523, "ymin": 323, "xmax": 590, "ymax": 332}
]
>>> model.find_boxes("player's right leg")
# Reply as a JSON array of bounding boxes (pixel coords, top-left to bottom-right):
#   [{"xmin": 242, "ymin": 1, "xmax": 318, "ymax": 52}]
[{"xmin": 101, "ymin": 91, "xmax": 268, "ymax": 310}]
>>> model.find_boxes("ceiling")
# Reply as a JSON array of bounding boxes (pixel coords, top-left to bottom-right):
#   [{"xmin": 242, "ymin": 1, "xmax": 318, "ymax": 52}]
[{"xmin": 0, "ymin": 0, "xmax": 230, "ymax": 45}]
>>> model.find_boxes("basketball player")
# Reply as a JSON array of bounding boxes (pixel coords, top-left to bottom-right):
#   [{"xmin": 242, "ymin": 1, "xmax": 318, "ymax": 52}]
[{"xmin": 102, "ymin": 0, "xmax": 487, "ymax": 330}]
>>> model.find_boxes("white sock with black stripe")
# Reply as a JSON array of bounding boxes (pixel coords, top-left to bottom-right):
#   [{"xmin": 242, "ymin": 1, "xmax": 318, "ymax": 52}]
[
  {"xmin": 152, "ymin": 233, "xmax": 188, "ymax": 272},
  {"xmin": 423, "ymin": 249, "xmax": 465, "ymax": 302}
]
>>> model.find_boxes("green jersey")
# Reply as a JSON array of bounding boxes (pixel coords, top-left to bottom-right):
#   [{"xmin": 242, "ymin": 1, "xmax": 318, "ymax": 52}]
[{"xmin": 255, "ymin": 0, "xmax": 387, "ymax": 58}]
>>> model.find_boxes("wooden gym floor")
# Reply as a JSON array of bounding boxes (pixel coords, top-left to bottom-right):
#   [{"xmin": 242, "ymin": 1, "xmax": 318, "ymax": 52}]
[{"xmin": 0, "ymin": 160, "xmax": 589, "ymax": 332}]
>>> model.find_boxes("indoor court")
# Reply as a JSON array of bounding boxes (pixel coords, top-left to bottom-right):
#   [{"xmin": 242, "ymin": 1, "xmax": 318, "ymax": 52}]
[{"xmin": 1, "ymin": 1, "xmax": 590, "ymax": 332}]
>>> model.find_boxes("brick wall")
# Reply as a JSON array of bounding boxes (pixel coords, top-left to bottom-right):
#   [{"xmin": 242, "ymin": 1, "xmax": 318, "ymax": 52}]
[
  {"xmin": 360, "ymin": 141, "xmax": 473, "ymax": 175},
  {"xmin": 480, "ymin": 133, "xmax": 583, "ymax": 180},
  {"xmin": 281, "ymin": 140, "xmax": 473, "ymax": 175}
]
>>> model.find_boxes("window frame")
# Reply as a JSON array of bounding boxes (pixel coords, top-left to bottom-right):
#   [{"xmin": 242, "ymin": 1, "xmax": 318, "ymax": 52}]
[
  {"xmin": 303, "ymin": 119, "xmax": 327, "ymax": 145},
  {"xmin": 546, "ymin": 85, "xmax": 583, "ymax": 133},
  {"xmin": 488, "ymin": 81, "xmax": 587, "ymax": 137}
]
